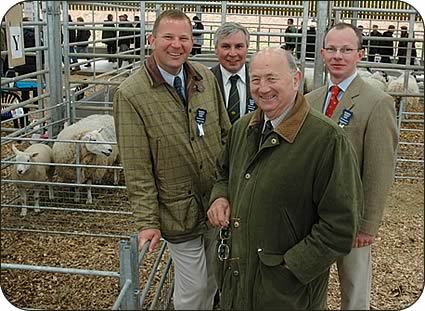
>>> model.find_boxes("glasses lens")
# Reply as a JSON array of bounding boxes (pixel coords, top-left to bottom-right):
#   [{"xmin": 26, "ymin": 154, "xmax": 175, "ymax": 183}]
[
  {"xmin": 220, "ymin": 228, "xmax": 231, "ymax": 240},
  {"xmin": 218, "ymin": 242, "xmax": 230, "ymax": 261}
]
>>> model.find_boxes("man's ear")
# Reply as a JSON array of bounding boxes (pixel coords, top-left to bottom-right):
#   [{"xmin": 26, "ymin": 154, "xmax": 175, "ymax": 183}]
[
  {"xmin": 148, "ymin": 33, "xmax": 154, "ymax": 46},
  {"xmin": 293, "ymin": 70, "xmax": 303, "ymax": 89}
]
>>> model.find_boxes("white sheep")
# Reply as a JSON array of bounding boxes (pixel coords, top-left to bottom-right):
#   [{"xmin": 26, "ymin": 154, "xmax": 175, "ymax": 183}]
[
  {"xmin": 387, "ymin": 73, "xmax": 420, "ymax": 107},
  {"xmin": 358, "ymin": 68, "xmax": 373, "ymax": 79},
  {"xmin": 11, "ymin": 144, "xmax": 54, "ymax": 217},
  {"xmin": 52, "ymin": 114, "xmax": 119, "ymax": 204},
  {"xmin": 363, "ymin": 75, "xmax": 387, "ymax": 92}
]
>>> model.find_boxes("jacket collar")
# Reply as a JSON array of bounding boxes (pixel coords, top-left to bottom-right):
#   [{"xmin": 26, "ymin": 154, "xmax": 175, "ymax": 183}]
[
  {"xmin": 248, "ymin": 92, "xmax": 310, "ymax": 144},
  {"xmin": 144, "ymin": 55, "xmax": 205, "ymax": 95},
  {"xmin": 308, "ymin": 75, "xmax": 363, "ymax": 120}
]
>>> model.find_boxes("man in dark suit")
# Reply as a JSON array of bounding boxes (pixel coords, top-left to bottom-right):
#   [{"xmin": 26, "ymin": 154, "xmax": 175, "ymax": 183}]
[
  {"xmin": 380, "ymin": 25, "xmax": 395, "ymax": 63},
  {"xmin": 118, "ymin": 14, "xmax": 133, "ymax": 68},
  {"xmin": 306, "ymin": 23, "xmax": 398, "ymax": 310},
  {"xmin": 102, "ymin": 14, "xmax": 117, "ymax": 65},
  {"xmin": 397, "ymin": 25, "xmax": 417, "ymax": 65},
  {"xmin": 210, "ymin": 22, "xmax": 256, "ymax": 124}
]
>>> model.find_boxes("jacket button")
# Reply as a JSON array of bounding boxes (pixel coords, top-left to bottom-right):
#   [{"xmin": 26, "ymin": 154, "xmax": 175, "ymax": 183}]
[
  {"xmin": 245, "ymin": 173, "xmax": 251, "ymax": 179},
  {"xmin": 233, "ymin": 270, "xmax": 239, "ymax": 277},
  {"xmin": 234, "ymin": 221, "xmax": 240, "ymax": 228},
  {"xmin": 271, "ymin": 138, "xmax": 277, "ymax": 144}
]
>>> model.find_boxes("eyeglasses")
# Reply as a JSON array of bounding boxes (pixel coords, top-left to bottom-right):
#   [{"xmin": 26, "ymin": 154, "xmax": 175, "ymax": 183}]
[
  {"xmin": 218, "ymin": 227, "xmax": 231, "ymax": 261},
  {"xmin": 324, "ymin": 47, "xmax": 359, "ymax": 55}
]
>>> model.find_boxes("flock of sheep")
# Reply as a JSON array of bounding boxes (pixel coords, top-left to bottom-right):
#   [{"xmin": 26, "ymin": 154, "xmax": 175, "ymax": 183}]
[
  {"xmin": 9, "ymin": 69, "xmax": 421, "ymax": 216},
  {"xmin": 11, "ymin": 114, "xmax": 119, "ymax": 216}
]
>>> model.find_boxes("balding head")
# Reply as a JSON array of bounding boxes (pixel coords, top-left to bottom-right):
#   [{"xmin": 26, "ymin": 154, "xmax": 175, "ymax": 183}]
[{"xmin": 249, "ymin": 47, "xmax": 302, "ymax": 119}]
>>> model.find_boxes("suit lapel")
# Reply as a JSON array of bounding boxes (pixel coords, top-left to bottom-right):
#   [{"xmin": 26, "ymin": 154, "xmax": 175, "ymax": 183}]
[
  {"xmin": 211, "ymin": 65, "xmax": 226, "ymax": 103},
  {"xmin": 245, "ymin": 64, "xmax": 251, "ymax": 102},
  {"xmin": 332, "ymin": 75, "xmax": 362, "ymax": 122}
]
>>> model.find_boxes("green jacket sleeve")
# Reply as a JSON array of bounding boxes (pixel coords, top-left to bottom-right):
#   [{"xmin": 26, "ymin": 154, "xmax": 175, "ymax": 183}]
[
  {"xmin": 113, "ymin": 88, "xmax": 160, "ymax": 231},
  {"xmin": 284, "ymin": 132, "xmax": 363, "ymax": 284}
]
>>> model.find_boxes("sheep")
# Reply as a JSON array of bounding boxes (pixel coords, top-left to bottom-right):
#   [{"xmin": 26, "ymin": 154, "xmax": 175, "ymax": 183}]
[
  {"xmin": 52, "ymin": 114, "xmax": 119, "ymax": 204},
  {"xmin": 11, "ymin": 144, "xmax": 54, "ymax": 217},
  {"xmin": 357, "ymin": 68, "xmax": 373, "ymax": 79},
  {"xmin": 363, "ymin": 72, "xmax": 388, "ymax": 92},
  {"xmin": 387, "ymin": 73, "xmax": 420, "ymax": 108}
]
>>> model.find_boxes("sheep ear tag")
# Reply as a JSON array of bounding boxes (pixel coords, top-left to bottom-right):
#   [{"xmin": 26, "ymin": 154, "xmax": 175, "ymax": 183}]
[
  {"xmin": 82, "ymin": 133, "xmax": 95, "ymax": 141},
  {"xmin": 338, "ymin": 109, "xmax": 353, "ymax": 128}
]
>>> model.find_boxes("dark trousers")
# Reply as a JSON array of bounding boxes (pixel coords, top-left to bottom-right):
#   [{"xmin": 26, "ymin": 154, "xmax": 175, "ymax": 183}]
[{"xmin": 106, "ymin": 42, "xmax": 117, "ymax": 62}]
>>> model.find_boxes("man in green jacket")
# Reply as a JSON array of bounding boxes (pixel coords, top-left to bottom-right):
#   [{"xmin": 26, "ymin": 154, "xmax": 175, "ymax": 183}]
[
  {"xmin": 208, "ymin": 47, "xmax": 362, "ymax": 310},
  {"xmin": 113, "ymin": 9, "xmax": 231, "ymax": 310}
]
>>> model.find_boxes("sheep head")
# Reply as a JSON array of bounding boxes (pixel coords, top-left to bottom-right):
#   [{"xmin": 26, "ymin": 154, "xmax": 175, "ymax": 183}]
[
  {"xmin": 81, "ymin": 129, "xmax": 113, "ymax": 157},
  {"xmin": 12, "ymin": 144, "xmax": 39, "ymax": 175}
]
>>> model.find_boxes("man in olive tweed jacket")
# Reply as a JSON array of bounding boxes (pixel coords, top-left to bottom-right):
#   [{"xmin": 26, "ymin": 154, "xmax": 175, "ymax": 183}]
[{"xmin": 113, "ymin": 10, "xmax": 231, "ymax": 310}]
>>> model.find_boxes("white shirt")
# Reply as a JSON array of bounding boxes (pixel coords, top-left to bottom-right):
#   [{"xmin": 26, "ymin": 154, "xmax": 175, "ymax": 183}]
[
  {"xmin": 157, "ymin": 65, "xmax": 186, "ymax": 95},
  {"xmin": 220, "ymin": 64, "xmax": 247, "ymax": 116}
]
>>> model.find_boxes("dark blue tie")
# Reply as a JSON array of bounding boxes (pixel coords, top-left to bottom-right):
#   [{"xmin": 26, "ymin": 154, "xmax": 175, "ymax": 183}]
[
  {"xmin": 174, "ymin": 76, "xmax": 186, "ymax": 104},
  {"xmin": 260, "ymin": 120, "xmax": 273, "ymax": 145}
]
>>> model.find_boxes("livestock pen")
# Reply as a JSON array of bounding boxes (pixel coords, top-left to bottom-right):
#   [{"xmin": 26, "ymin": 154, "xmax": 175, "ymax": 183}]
[{"xmin": 1, "ymin": 0, "xmax": 424, "ymax": 310}]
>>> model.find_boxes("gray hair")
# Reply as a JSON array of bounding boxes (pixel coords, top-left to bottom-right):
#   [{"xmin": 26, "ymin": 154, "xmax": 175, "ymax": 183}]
[
  {"xmin": 214, "ymin": 22, "xmax": 250, "ymax": 48},
  {"xmin": 250, "ymin": 47, "xmax": 299, "ymax": 73}
]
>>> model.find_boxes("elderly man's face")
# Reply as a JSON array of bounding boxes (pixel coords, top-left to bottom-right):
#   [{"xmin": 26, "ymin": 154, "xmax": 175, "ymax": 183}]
[{"xmin": 250, "ymin": 49, "xmax": 301, "ymax": 120}]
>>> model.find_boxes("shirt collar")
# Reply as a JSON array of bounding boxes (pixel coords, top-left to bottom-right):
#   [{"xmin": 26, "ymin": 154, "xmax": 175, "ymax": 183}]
[
  {"xmin": 327, "ymin": 71, "xmax": 358, "ymax": 93},
  {"xmin": 264, "ymin": 100, "xmax": 296, "ymax": 130},
  {"xmin": 220, "ymin": 64, "xmax": 246, "ymax": 85},
  {"xmin": 157, "ymin": 65, "xmax": 185, "ymax": 87}
]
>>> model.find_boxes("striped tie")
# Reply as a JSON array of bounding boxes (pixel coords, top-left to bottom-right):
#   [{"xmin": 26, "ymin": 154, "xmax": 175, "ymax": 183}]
[
  {"xmin": 325, "ymin": 85, "xmax": 341, "ymax": 118},
  {"xmin": 227, "ymin": 75, "xmax": 240, "ymax": 124},
  {"xmin": 174, "ymin": 76, "xmax": 186, "ymax": 104}
]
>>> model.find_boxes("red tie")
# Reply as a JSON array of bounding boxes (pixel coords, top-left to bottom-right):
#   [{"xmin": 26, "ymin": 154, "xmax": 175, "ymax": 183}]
[{"xmin": 325, "ymin": 85, "xmax": 341, "ymax": 118}]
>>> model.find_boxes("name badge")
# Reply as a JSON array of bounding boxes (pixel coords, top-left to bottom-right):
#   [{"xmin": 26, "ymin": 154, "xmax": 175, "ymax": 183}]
[
  {"xmin": 195, "ymin": 108, "xmax": 207, "ymax": 137},
  {"xmin": 338, "ymin": 109, "xmax": 353, "ymax": 128},
  {"xmin": 247, "ymin": 98, "xmax": 256, "ymax": 113}
]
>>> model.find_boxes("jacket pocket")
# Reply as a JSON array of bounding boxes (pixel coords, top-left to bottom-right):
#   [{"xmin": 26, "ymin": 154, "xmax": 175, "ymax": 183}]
[
  {"xmin": 158, "ymin": 179, "xmax": 200, "ymax": 236},
  {"xmin": 254, "ymin": 250, "xmax": 309, "ymax": 310}
]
